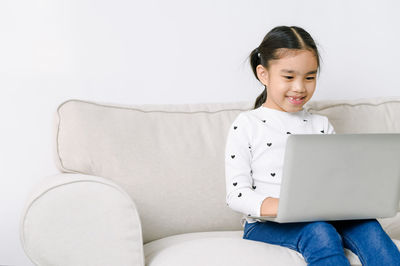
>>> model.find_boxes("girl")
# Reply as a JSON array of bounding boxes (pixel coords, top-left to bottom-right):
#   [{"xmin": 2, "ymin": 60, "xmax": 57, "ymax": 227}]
[{"xmin": 225, "ymin": 25, "xmax": 400, "ymax": 265}]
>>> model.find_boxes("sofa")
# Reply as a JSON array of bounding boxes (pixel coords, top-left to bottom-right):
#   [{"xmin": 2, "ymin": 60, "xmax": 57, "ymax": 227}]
[{"xmin": 20, "ymin": 97, "xmax": 400, "ymax": 266}]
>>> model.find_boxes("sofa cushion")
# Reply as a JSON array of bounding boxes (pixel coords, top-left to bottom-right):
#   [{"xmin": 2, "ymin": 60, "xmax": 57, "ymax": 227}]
[
  {"xmin": 143, "ymin": 231, "xmax": 370, "ymax": 266},
  {"xmin": 54, "ymin": 97, "xmax": 400, "ymax": 244},
  {"xmin": 305, "ymin": 97, "xmax": 400, "ymax": 133},
  {"xmin": 54, "ymin": 99, "xmax": 253, "ymax": 243},
  {"xmin": 378, "ymin": 212, "xmax": 400, "ymax": 240}
]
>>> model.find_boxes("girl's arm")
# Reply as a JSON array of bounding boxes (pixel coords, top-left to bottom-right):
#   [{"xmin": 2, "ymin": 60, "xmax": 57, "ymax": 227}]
[
  {"xmin": 260, "ymin": 197, "xmax": 279, "ymax": 216},
  {"xmin": 225, "ymin": 113, "xmax": 271, "ymax": 217}
]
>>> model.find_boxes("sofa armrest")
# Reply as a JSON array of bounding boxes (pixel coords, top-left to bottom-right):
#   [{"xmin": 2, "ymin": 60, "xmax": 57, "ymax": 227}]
[{"xmin": 20, "ymin": 173, "xmax": 145, "ymax": 266}]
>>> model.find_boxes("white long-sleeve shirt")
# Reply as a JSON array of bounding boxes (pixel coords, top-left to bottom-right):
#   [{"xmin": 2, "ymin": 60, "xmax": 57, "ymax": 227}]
[{"xmin": 224, "ymin": 105, "xmax": 336, "ymax": 227}]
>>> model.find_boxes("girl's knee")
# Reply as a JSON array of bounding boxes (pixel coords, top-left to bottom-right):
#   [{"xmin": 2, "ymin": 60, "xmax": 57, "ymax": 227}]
[
  {"xmin": 353, "ymin": 219, "xmax": 394, "ymax": 246},
  {"xmin": 346, "ymin": 219, "xmax": 385, "ymax": 238},
  {"xmin": 360, "ymin": 219, "xmax": 381, "ymax": 230},
  {"xmin": 342, "ymin": 219, "xmax": 400, "ymax": 265},
  {"xmin": 300, "ymin": 221, "xmax": 344, "ymax": 249},
  {"xmin": 298, "ymin": 222, "xmax": 347, "ymax": 263}
]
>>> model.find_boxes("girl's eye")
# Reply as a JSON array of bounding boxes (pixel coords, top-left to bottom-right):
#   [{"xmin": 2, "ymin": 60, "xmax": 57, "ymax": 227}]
[
  {"xmin": 284, "ymin": 76, "xmax": 294, "ymax": 80},
  {"xmin": 306, "ymin": 77, "xmax": 315, "ymax": 80}
]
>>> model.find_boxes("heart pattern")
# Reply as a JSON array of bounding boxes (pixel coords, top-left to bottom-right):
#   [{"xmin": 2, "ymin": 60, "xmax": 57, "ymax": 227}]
[{"xmin": 227, "ymin": 114, "xmax": 332, "ymax": 215}]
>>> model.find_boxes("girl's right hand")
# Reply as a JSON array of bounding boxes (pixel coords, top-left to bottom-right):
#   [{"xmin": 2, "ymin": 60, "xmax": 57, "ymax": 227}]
[{"xmin": 260, "ymin": 197, "xmax": 279, "ymax": 216}]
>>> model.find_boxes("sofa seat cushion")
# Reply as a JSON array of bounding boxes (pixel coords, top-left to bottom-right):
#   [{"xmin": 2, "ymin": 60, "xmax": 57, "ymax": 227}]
[
  {"xmin": 143, "ymin": 231, "xmax": 374, "ymax": 266},
  {"xmin": 378, "ymin": 212, "xmax": 400, "ymax": 239}
]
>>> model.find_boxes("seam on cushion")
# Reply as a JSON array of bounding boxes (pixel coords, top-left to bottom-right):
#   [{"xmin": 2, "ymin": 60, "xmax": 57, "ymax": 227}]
[
  {"xmin": 57, "ymin": 99, "xmax": 252, "ymax": 114},
  {"xmin": 21, "ymin": 179, "xmax": 144, "ymax": 266},
  {"xmin": 307, "ymin": 100, "xmax": 400, "ymax": 112}
]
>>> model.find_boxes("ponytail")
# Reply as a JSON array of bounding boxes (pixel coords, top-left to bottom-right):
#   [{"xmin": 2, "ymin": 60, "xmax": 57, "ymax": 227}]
[
  {"xmin": 250, "ymin": 47, "xmax": 268, "ymax": 109},
  {"xmin": 254, "ymin": 86, "xmax": 267, "ymax": 109}
]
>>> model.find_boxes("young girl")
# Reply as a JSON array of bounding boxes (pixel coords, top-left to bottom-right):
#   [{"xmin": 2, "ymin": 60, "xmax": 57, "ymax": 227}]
[{"xmin": 225, "ymin": 25, "xmax": 400, "ymax": 265}]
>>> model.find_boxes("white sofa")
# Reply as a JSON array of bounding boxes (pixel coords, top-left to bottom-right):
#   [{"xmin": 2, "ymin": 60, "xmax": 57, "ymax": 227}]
[{"xmin": 20, "ymin": 97, "xmax": 400, "ymax": 266}]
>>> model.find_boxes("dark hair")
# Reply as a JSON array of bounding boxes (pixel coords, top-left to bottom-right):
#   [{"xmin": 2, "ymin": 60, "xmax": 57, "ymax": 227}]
[{"xmin": 251, "ymin": 26, "xmax": 321, "ymax": 109}]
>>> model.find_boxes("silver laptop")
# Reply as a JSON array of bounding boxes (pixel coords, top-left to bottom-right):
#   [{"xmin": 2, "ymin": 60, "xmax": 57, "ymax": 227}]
[{"xmin": 248, "ymin": 133, "xmax": 400, "ymax": 223}]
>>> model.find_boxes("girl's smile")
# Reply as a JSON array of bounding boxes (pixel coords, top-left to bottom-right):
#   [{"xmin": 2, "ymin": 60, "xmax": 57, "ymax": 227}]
[
  {"xmin": 256, "ymin": 49, "xmax": 318, "ymax": 113},
  {"xmin": 287, "ymin": 96, "xmax": 306, "ymax": 105}
]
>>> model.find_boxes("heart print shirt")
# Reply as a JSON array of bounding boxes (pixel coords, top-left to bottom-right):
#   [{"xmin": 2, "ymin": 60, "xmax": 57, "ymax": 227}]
[{"xmin": 224, "ymin": 105, "xmax": 336, "ymax": 227}]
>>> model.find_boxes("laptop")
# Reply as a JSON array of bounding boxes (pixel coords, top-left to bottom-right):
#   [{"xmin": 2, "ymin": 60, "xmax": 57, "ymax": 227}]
[{"xmin": 248, "ymin": 133, "xmax": 400, "ymax": 223}]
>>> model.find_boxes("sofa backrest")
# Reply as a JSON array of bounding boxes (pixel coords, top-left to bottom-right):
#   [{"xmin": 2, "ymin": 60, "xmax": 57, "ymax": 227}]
[
  {"xmin": 305, "ymin": 97, "xmax": 400, "ymax": 133},
  {"xmin": 54, "ymin": 97, "xmax": 400, "ymax": 244}
]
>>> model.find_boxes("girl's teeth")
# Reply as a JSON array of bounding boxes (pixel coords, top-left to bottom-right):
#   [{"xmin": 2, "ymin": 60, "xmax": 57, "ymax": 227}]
[{"xmin": 288, "ymin": 96, "xmax": 305, "ymax": 104}]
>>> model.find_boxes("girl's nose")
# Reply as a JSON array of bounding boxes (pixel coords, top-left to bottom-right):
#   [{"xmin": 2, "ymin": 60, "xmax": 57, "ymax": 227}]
[{"xmin": 292, "ymin": 82, "xmax": 306, "ymax": 92}]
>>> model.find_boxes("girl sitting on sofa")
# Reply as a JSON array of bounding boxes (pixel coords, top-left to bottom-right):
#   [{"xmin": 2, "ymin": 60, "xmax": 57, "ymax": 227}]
[{"xmin": 224, "ymin": 25, "xmax": 400, "ymax": 265}]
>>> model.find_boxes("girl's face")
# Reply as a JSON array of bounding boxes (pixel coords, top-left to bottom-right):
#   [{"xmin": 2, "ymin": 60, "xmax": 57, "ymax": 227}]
[{"xmin": 256, "ymin": 49, "xmax": 318, "ymax": 113}]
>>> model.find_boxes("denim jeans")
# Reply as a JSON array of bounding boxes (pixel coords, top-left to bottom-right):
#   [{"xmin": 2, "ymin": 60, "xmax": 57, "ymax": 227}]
[{"xmin": 243, "ymin": 219, "xmax": 400, "ymax": 266}]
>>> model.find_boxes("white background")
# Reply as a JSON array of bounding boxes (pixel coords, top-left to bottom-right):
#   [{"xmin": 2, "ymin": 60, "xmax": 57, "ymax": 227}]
[{"xmin": 1, "ymin": 0, "xmax": 400, "ymax": 264}]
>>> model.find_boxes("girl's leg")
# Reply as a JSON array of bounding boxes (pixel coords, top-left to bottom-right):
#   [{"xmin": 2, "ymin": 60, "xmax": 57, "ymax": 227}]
[
  {"xmin": 330, "ymin": 219, "xmax": 400, "ymax": 266},
  {"xmin": 243, "ymin": 220, "xmax": 350, "ymax": 266}
]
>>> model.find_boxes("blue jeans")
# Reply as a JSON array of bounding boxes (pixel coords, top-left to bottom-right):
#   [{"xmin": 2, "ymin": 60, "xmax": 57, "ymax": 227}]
[{"xmin": 243, "ymin": 219, "xmax": 400, "ymax": 265}]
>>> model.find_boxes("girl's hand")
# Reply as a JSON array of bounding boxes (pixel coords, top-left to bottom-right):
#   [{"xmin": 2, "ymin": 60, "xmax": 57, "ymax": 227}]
[{"xmin": 260, "ymin": 197, "xmax": 279, "ymax": 216}]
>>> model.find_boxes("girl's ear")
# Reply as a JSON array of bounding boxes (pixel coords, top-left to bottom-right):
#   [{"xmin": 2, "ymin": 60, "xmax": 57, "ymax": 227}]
[{"xmin": 256, "ymin": 65, "xmax": 269, "ymax": 86}]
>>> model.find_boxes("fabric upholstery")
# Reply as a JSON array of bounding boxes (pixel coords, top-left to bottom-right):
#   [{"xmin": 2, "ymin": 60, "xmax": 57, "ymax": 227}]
[
  {"xmin": 20, "ymin": 173, "xmax": 144, "ymax": 266},
  {"xmin": 52, "ymin": 98, "xmax": 400, "ymax": 244},
  {"xmin": 21, "ymin": 97, "xmax": 400, "ymax": 266},
  {"xmin": 143, "ymin": 230, "xmax": 400, "ymax": 266}
]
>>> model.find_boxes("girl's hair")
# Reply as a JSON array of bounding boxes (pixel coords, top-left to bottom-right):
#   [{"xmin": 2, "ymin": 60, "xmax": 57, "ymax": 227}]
[{"xmin": 251, "ymin": 26, "xmax": 321, "ymax": 109}]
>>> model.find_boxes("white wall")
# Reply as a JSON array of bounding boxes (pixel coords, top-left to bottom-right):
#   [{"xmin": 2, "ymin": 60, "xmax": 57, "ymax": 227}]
[{"xmin": 1, "ymin": 0, "xmax": 399, "ymax": 264}]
